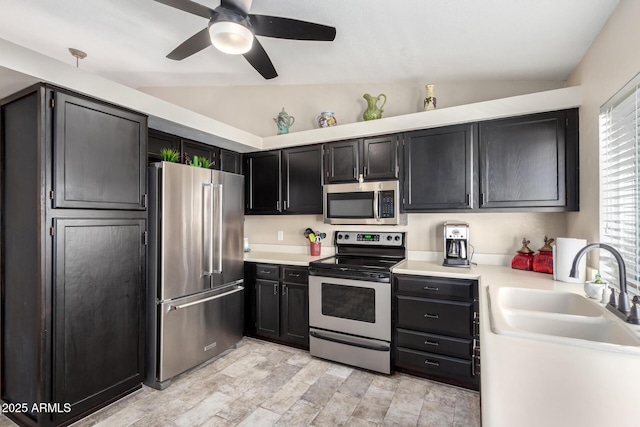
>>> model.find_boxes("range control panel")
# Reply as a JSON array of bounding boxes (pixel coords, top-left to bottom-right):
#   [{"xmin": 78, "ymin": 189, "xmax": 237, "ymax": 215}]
[{"xmin": 336, "ymin": 231, "xmax": 404, "ymax": 247}]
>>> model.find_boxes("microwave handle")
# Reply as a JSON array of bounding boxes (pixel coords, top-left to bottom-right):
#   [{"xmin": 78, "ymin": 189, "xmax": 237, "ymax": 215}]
[{"xmin": 373, "ymin": 190, "xmax": 380, "ymax": 220}]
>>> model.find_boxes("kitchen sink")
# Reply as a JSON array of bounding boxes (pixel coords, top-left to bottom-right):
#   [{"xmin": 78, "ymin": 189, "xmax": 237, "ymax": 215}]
[
  {"xmin": 488, "ymin": 286, "xmax": 640, "ymax": 353},
  {"xmin": 498, "ymin": 287, "xmax": 604, "ymax": 317}
]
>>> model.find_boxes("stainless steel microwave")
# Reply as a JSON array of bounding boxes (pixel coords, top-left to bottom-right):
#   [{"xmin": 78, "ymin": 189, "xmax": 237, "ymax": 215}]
[{"xmin": 323, "ymin": 181, "xmax": 407, "ymax": 225}]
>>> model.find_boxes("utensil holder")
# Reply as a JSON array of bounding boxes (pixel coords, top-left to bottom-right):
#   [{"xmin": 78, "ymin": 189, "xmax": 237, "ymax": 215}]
[{"xmin": 310, "ymin": 241, "xmax": 321, "ymax": 256}]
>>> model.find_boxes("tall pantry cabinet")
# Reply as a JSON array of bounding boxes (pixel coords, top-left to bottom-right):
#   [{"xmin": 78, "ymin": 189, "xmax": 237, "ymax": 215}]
[{"xmin": 1, "ymin": 84, "xmax": 147, "ymax": 426}]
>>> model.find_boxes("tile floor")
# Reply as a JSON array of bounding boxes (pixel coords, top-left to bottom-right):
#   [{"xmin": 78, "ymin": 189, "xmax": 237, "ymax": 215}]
[{"xmin": 0, "ymin": 337, "xmax": 480, "ymax": 427}]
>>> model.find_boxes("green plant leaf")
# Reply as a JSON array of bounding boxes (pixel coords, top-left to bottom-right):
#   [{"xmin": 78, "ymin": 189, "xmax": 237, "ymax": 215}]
[{"xmin": 160, "ymin": 148, "xmax": 180, "ymax": 162}]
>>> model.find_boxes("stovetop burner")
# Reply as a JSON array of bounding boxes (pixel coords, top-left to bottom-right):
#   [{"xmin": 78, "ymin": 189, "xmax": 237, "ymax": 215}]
[{"xmin": 309, "ymin": 231, "xmax": 406, "ymax": 277}]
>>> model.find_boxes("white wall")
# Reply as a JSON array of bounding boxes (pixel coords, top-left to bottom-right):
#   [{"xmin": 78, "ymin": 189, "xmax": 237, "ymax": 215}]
[{"xmin": 566, "ymin": 0, "xmax": 640, "ymax": 263}]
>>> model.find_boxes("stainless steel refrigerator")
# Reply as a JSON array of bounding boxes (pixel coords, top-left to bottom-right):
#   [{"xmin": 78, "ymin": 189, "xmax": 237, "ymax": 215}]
[{"xmin": 145, "ymin": 161, "xmax": 244, "ymax": 390}]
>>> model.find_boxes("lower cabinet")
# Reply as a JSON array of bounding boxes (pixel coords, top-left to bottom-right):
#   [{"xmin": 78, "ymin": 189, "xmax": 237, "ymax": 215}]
[
  {"xmin": 245, "ymin": 263, "xmax": 310, "ymax": 349},
  {"xmin": 393, "ymin": 274, "xmax": 480, "ymax": 390}
]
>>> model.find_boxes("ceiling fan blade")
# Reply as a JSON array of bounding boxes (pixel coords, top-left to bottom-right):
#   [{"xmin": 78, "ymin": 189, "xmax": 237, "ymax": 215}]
[
  {"xmin": 249, "ymin": 15, "xmax": 336, "ymax": 41},
  {"xmin": 153, "ymin": 0, "xmax": 214, "ymax": 19},
  {"xmin": 167, "ymin": 28, "xmax": 212, "ymax": 60},
  {"xmin": 221, "ymin": 0, "xmax": 253, "ymax": 16},
  {"xmin": 243, "ymin": 38, "xmax": 277, "ymax": 79}
]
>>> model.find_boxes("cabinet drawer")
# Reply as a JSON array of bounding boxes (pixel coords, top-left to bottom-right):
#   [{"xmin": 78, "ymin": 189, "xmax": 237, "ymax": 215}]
[
  {"xmin": 256, "ymin": 264, "xmax": 280, "ymax": 280},
  {"xmin": 395, "ymin": 347, "xmax": 472, "ymax": 380},
  {"xmin": 396, "ymin": 328, "xmax": 472, "ymax": 359},
  {"xmin": 395, "ymin": 275, "xmax": 477, "ymax": 300},
  {"xmin": 396, "ymin": 295, "xmax": 473, "ymax": 337},
  {"xmin": 282, "ymin": 267, "xmax": 309, "ymax": 284}
]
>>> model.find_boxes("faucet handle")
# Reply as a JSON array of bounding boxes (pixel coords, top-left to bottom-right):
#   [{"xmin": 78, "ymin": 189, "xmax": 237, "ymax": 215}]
[
  {"xmin": 608, "ymin": 286, "xmax": 618, "ymax": 309},
  {"xmin": 627, "ymin": 296, "xmax": 640, "ymax": 325}
]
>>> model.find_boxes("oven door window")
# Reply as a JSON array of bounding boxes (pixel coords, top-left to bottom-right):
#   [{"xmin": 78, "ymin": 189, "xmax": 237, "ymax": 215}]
[
  {"xmin": 321, "ymin": 283, "xmax": 375, "ymax": 323},
  {"xmin": 326, "ymin": 192, "xmax": 374, "ymax": 219}
]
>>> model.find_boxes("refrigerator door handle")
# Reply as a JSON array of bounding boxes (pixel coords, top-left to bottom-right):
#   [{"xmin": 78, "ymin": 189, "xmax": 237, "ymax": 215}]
[
  {"xmin": 202, "ymin": 183, "xmax": 214, "ymax": 279},
  {"xmin": 213, "ymin": 183, "xmax": 223, "ymax": 274},
  {"xmin": 169, "ymin": 285, "xmax": 244, "ymax": 311}
]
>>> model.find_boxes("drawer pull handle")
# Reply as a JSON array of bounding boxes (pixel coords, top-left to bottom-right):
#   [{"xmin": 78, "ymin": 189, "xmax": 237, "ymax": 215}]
[
  {"xmin": 424, "ymin": 313, "xmax": 439, "ymax": 319},
  {"xmin": 289, "ymin": 273, "xmax": 301, "ymax": 277},
  {"xmin": 424, "ymin": 360, "xmax": 440, "ymax": 367},
  {"xmin": 423, "ymin": 286, "xmax": 439, "ymax": 291},
  {"xmin": 259, "ymin": 270, "xmax": 272, "ymax": 274},
  {"xmin": 424, "ymin": 340, "xmax": 439, "ymax": 346}
]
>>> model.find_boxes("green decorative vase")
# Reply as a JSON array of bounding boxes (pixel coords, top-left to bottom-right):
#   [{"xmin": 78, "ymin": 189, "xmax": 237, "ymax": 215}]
[{"xmin": 363, "ymin": 93, "xmax": 387, "ymax": 121}]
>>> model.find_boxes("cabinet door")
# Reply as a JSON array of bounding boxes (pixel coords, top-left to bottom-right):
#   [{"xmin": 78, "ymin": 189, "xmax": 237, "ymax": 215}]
[
  {"xmin": 283, "ymin": 145, "xmax": 323, "ymax": 214},
  {"xmin": 53, "ymin": 91, "xmax": 146, "ymax": 210},
  {"xmin": 148, "ymin": 129, "xmax": 180, "ymax": 163},
  {"xmin": 256, "ymin": 279, "xmax": 280, "ymax": 337},
  {"xmin": 479, "ymin": 111, "xmax": 568, "ymax": 208},
  {"xmin": 324, "ymin": 140, "xmax": 360, "ymax": 183},
  {"xmin": 403, "ymin": 124, "xmax": 476, "ymax": 211},
  {"xmin": 220, "ymin": 149, "xmax": 241, "ymax": 174},
  {"xmin": 245, "ymin": 151, "xmax": 282, "ymax": 214},
  {"xmin": 52, "ymin": 218, "xmax": 145, "ymax": 419},
  {"xmin": 181, "ymin": 139, "xmax": 219, "ymax": 168},
  {"xmin": 362, "ymin": 135, "xmax": 398, "ymax": 180},
  {"xmin": 281, "ymin": 282, "xmax": 309, "ymax": 347}
]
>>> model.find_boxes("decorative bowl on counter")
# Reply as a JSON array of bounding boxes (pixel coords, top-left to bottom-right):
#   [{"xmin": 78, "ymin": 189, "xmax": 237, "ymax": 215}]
[{"xmin": 584, "ymin": 281, "xmax": 606, "ymax": 299}]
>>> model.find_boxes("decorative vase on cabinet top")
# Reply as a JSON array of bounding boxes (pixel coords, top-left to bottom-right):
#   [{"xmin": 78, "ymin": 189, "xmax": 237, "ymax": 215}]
[
  {"xmin": 316, "ymin": 111, "xmax": 337, "ymax": 128},
  {"xmin": 273, "ymin": 107, "xmax": 295, "ymax": 135},
  {"xmin": 423, "ymin": 84, "xmax": 437, "ymax": 111},
  {"xmin": 363, "ymin": 93, "xmax": 386, "ymax": 121}
]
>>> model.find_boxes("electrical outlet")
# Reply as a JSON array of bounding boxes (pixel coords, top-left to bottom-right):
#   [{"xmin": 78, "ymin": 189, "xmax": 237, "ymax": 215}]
[{"xmin": 277, "ymin": 230, "xmax": 284, "ymax": 241}]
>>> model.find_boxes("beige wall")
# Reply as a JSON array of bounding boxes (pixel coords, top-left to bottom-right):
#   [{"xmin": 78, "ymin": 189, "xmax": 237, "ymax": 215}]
[
  {"xmin": 140, "ymin": 79, "xmax": 564, "ymax": 138},
  {"xmin": 245, "ymin": 212, "xmax": 567, "ymax": 258},
  {"xmin": 566, "ymin": 0, "xmax": 640, "ymax": 263}
]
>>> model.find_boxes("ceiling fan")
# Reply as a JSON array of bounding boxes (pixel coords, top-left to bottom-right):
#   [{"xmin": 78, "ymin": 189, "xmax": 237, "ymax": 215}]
[{"xmin": 153, "ymin": 0, "xmax": 337, "ymax": 79}]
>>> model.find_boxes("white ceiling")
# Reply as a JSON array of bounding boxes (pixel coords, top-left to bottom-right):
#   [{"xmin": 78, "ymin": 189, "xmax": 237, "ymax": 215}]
[{"xmin": 0, "ymin": 0, "xmax": 620, "ymax": 90}]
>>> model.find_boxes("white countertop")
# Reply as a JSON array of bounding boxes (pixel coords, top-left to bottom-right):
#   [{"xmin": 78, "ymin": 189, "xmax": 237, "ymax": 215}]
[
  {"xmin": 242, "ymin": 254, "xmax": 640, "ymax": 427},
  {"xmin": 243, "ymin": 251, "xmax": 327, "ymax": 266}
]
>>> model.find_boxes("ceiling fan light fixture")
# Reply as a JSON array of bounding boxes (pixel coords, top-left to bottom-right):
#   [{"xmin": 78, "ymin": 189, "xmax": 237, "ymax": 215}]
[{"xmin": 209, "ymin": 21, "xmax": 254, "ymax": 55}]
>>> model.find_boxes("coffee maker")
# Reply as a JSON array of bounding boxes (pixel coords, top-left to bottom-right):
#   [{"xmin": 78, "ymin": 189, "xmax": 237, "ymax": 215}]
[{"xmin": 443, "ymin": 222, "xmax": 470, "ymax": 267}]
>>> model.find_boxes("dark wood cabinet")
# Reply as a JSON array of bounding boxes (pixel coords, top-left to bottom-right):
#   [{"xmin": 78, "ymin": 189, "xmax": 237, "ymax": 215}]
[
  {"xmin": 53, "ymin": 91, "xmax": 146, "ymax": 210},
  {"xmin": 244, "ymin": 263, "xmax": 309, "ymax": 349},
  {"xmin": 220, "ymin": 149, "xmax": 242, "ymax": 174},
  {"xmin": 148, "ymin": 129, "xmax": 242, "ymax": 173},
  {"xmin": 148, "ymin": 129, "xmax": 180, "ymax": 163},
  {"xmin": 245, "ymin": 146, "xmax": 322, "ymax": 215},
  {"xmin": 478, "ymin": 109, "xmax": 578, "ymax": 210},
  {"xmin": 52, "ymin": 218, "xmax": 145, "ymax": 420},
  {"xmin": 1, "ymin": 84, "xmax": 147, "ymax": 426},
  {"xmin": 394, "ymin": 274, "xmax": 480, "ymax": 390},
  {"xmin": 282, "ymin": 145, "xmax": 323, "ymax": 214},
  {"xmin": 244, "ymin": 151, "xmax": 282, "ymax": 214},
  {"xmin": 403, "ymin": 124, "xmax": 477, "ymax": 211},
  {"xmin": 324, "ymin": 135, "xmax": 399, "ymax": 183}
]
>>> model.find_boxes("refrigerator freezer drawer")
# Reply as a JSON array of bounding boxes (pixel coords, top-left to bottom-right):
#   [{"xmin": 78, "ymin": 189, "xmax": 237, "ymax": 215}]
[{"xmin": 157, "ymin": 284, "xmax": 244, "ymax": 384}]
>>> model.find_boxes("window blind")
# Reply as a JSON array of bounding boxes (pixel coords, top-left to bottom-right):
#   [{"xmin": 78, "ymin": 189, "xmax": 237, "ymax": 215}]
[{"xmin": 599, "ymin": 74, "xmax": 640, "ymax": 296}]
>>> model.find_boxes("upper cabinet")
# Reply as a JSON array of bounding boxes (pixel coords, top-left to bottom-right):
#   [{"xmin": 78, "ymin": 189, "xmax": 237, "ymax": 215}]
[
  {"xmin": 478, "ymin": 109, "xmax": 578, "ymax": 210},
  {"xmin": 282, "ymin": 145, "xmax": 323, "ymax": 214},
  {"xmin": 401, "ymin": 108, "xmax": 578, "ymax": 212},
  {"xmin": 244, "ymin": 145, "xmax": 323, "ymax": 215},
  {"xmin": 324, "ymin": 135, "xmax": 399, "ymax": 184},
  {"xmin": 53, "ymin": 91, "xmax": 147, "ymax": 210},
  {"xmin": 403, "ymin": 124, "xmax": 477, "ymax": 211},
  {"xmin": 148, "ymin": 129, "xmax": 242, "ymax": 174},
  {"xmin": 245, "ymin": 151, "xmax": 282, "ymax": 214}
]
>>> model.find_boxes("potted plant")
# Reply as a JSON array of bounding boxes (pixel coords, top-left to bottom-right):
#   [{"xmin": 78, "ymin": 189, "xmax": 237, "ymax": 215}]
[
  {"xmin": 189, "ymin": 155, "xmax": 211, "ymax": 169},
  {"xmin": 584, "ymin": 273, "xmax": 607, "ymax": 299},
  {"xmin": 160, "ymin": 148, "xmax": 180, "ymax": 163}
]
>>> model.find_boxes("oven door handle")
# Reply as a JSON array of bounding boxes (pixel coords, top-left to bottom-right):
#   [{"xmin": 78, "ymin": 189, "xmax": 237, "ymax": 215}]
[{"xmin": 309, "ymin": 331, "xmax": 390, "ymax": 352}]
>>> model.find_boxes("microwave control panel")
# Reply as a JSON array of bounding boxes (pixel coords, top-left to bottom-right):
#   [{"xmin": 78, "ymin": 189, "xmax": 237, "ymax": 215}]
[{"xmin": 379, "ymin": 190, "xmax": 395, "ymax": 218}]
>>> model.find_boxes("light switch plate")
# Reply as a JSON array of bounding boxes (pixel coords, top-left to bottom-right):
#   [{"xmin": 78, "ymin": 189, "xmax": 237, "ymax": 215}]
[{"xmin": 277, "ymin": 230, "xmax": 284, "ymax": 241}]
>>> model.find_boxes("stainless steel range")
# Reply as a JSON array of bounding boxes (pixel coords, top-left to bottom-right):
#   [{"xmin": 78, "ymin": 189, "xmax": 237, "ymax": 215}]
[{"xmin": 308, "ymin": 231, "xmax": 406, "ymax": 374}]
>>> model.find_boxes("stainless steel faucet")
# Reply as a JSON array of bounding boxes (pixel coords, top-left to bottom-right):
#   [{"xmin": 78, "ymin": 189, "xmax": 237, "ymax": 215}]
[{"xmin": 569, "ymin": 243, "xmax": 631, "ymax": 315}]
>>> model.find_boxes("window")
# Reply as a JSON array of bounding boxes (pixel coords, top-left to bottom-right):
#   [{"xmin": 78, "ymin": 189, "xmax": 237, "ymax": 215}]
[{"xmin": 599, "ymin": 73, "xmax": 640, "ymax": 296}]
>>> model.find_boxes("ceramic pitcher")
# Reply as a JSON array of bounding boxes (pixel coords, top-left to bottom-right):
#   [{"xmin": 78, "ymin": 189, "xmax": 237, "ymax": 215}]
[
  {"xmin": 363, "ymin": 93, "xmax": 386, "ymax": 121},
  {"xmin": 273, "ymin": 107, "xmax": 295, "ymax": 134}
]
